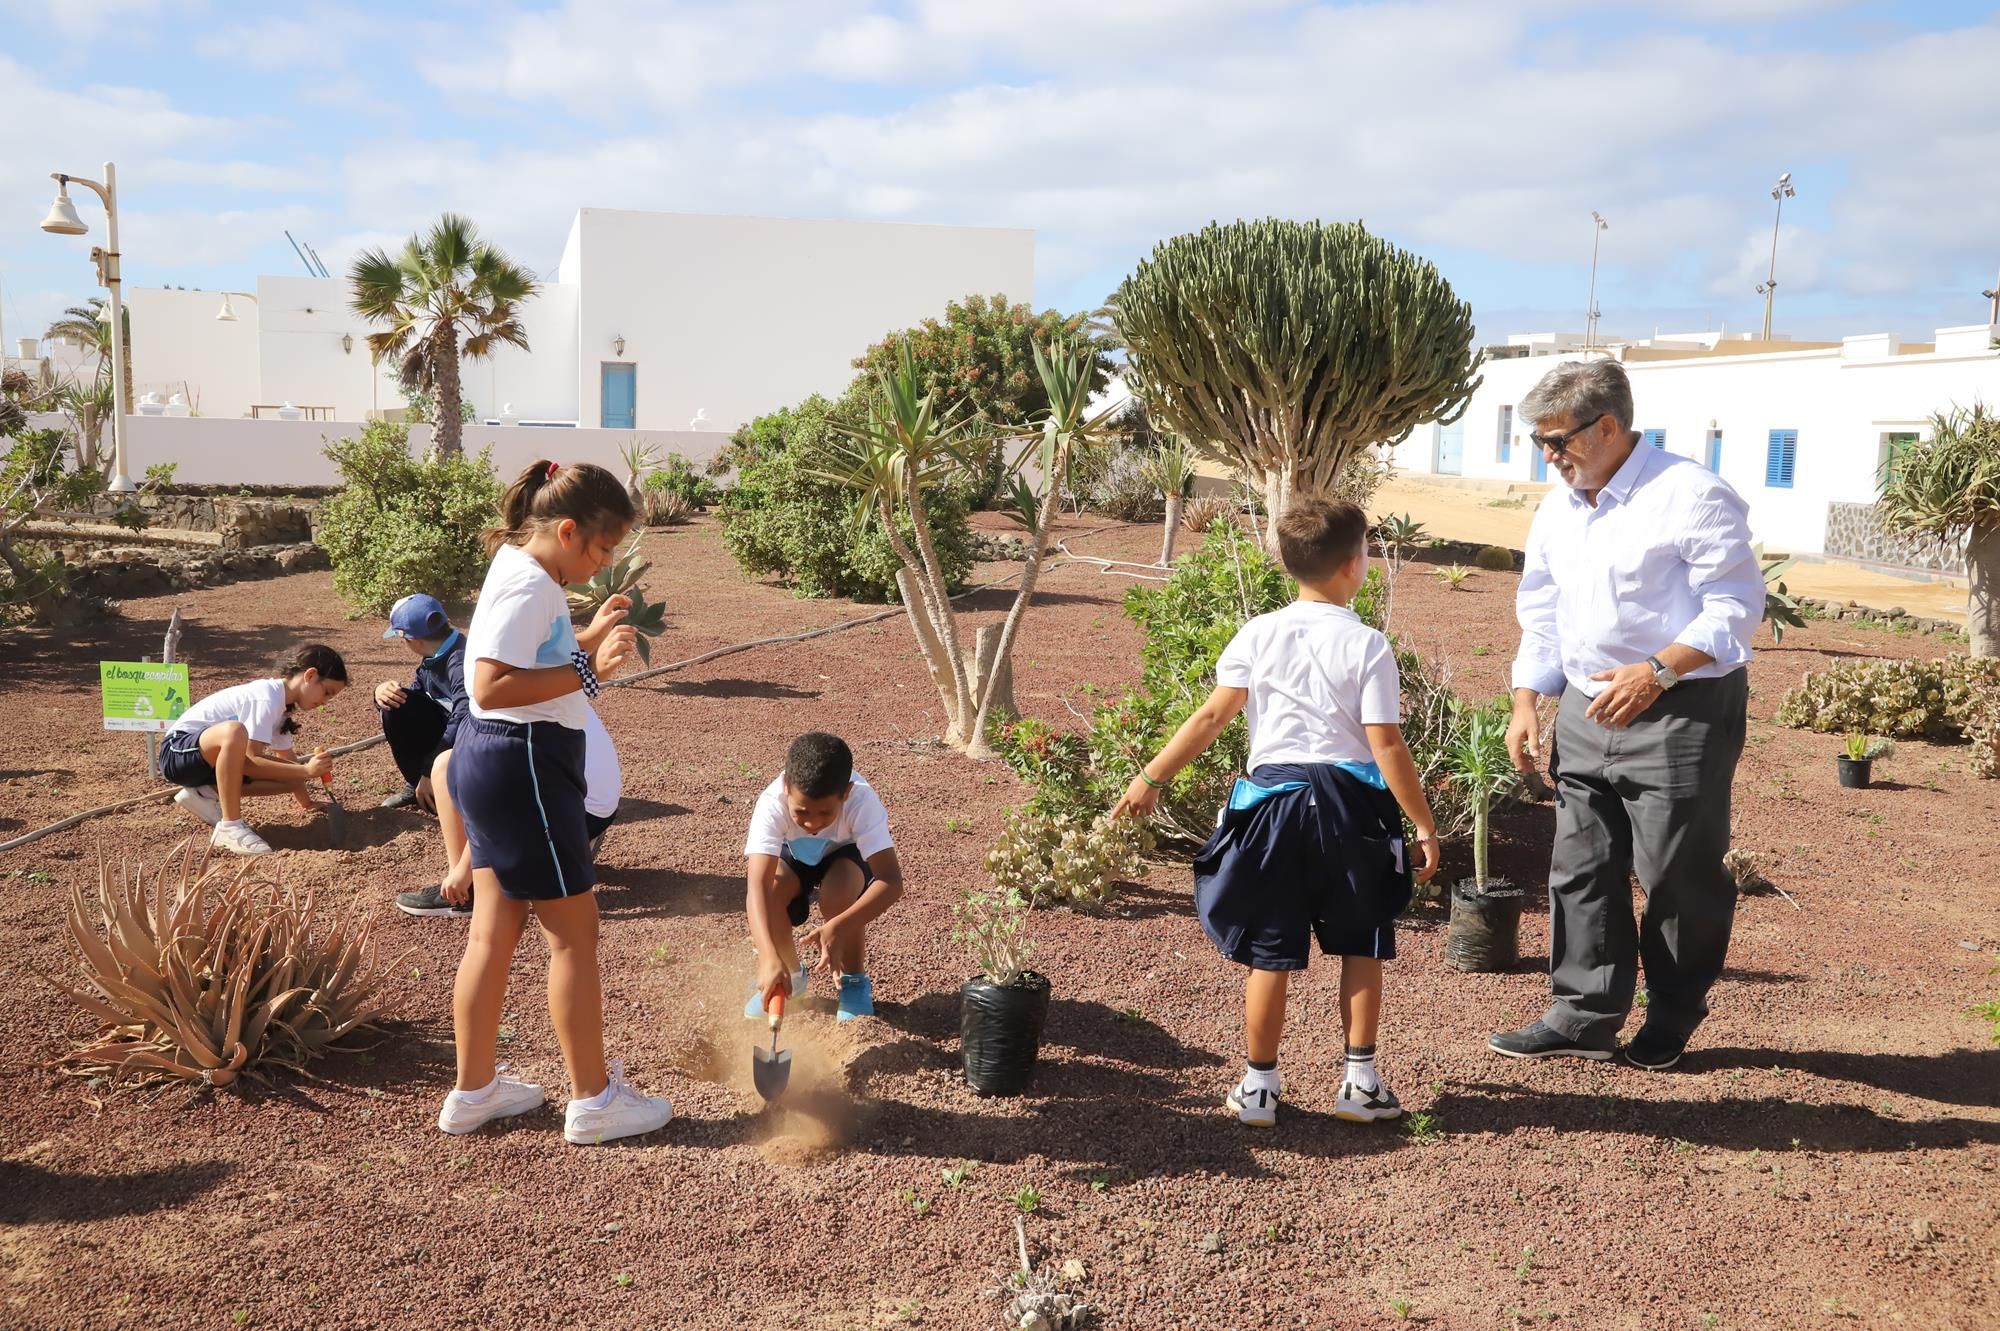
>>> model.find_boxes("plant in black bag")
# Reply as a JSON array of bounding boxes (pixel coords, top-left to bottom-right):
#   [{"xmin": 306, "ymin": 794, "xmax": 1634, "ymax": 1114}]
[
  {"xmin": 1442, "ymin": 698, "xmax": 1529, "ymax": 973},
  {"xmin": 953, "ymin": 887, "xmax": 1051, "ymax": 1097}
]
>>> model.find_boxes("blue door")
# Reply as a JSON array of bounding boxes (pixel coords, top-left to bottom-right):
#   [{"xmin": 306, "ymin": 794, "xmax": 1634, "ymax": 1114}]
[
  {"xmin": 601, "ymin": 363, "xmax": 636, "ymax": 429},
  {"xmin": 1705, "ymin": 430, "xmax": 1723, "ymax": 471},
  {"xmin": 1435, "ymin": 419, "xmax": 1464, "ymax": 475},
  {"xmin": 1531, "ymin": 442, "xmax": 1548, "ymax": 482}
]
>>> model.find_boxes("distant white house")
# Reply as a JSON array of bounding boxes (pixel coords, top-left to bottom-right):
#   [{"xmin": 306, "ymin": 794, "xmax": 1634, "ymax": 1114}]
[
  {"xmin": 114, "ymin": 208, "xmax": 1036, "ymax": 433},
  {"xmin": 1396, "ymin": 324, "xmax": 2000, "ymax": 567}
]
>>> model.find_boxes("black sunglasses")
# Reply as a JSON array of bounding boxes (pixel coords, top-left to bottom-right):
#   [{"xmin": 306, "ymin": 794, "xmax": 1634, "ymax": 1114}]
[{"xmin": 1527, "ymin": 414, "xmax": 1606, "ymax": 455}]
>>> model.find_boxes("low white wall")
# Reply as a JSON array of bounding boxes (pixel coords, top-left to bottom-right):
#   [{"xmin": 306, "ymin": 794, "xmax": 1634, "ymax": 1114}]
[{"xmin": 124, "ymin": 415, "xmax": 730, "ymax": 488}]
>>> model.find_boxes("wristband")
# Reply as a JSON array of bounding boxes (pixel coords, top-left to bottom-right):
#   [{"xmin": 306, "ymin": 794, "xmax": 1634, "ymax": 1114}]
[
  {"xmin": 570, "ymin": 649, "xmax": 601, "ymax": 700},
  {"xmin": 1138, "ymin": 769, "xmax": 1164, "ymax": 790}
]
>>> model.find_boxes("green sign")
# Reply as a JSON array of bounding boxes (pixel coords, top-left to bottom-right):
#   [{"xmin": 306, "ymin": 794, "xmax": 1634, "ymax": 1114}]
[{"xmin": 100, "ymin": 661, "xmax": 191, "ymax": 733}]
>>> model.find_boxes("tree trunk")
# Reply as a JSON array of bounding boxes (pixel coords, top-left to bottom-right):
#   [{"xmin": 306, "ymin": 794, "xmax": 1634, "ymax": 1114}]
[
  {"xmin": 1159, "ymin": 493, "xmax": 1183, "ymax": 565},
  {"xmin": 121, "ymin": 338, "xmax": 135, "ymax": 419},
  {"xmin": 1970, "ymin": 520, "xmax": 1999, "ymax": 658},
  {"xmin": 905, "ymin": 482, "xmax": 978, "ymax": 744},
  {"xmin": 896, "ymin": 566, "xmax": 959, "ymax": 730},
  {"xmin": 962, "ymin": 623, "xmax": 1015, "ymax": 752},
  {"xmin": 964, "ymin": 437, "xmax": 1072, "ymax": 759},
  {"xmin": 433, "ymin": 327, "xmax": 464, "ymax": 458},
  {"xmin": 1258, "ymin": 464, "xmax": 1297, "ymax": 553},
  {"xmin": 881, "ymin": 500, "xmax": 971, "ymax": 745},
  {"xmin": 1472, "ymin": 793, "xmax": 1489, "ymax": 891}
]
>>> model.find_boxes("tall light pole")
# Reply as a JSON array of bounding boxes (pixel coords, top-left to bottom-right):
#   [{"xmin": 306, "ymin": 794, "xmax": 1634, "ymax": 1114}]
[
  {"xmin": 1584, "ymin": 210, "xmax": 1609, "ymax": 350},
  {"xmin": 40, "ymin": 162, "xmax": 135, "ymax": 493},
  {"xmin": 1756, "ymin": 171, "xmax": 1796, "ymax": 343},
  {"xmin": 1983, "ymin": 263, "xmax": 1998, "ymax": 327}
]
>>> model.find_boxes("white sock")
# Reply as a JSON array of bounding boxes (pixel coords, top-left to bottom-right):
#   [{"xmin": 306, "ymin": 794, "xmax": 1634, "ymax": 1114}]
[
  {"xmin": 217, "ymin": 818, "xmax": 248, "ymax": 831},
  {"xmin": 1243, "ymin": 1062, "xmax": 1280, "ymax": 1092},
  {"xmin": 1345, "ymin": 1045, "xmax": 1381, "ymax": 1094},
  {"xmin": 452, "ymin": 1073, "xmax": 498, "ymax": 1105},
  {"xmin": 575, "ymin": 1081, "xmax": 616, "ymax": 1110}
]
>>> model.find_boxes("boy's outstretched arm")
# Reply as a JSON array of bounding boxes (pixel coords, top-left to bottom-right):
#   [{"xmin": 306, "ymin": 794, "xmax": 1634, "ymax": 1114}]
[
  {"xmin": 1364, "ymin": 723, "xmax": 1441, "ymax": 883},
  {"xmin": 1112, "ymin": 685, "xmax": 1248, "ymax": 818},
  {"xmin": 801, "ymin": 849, "xmax": 904, "ymax": 977},
  {"xmin": 746, "ymin": 853, "xmax": 797, "ymax": 1002}
]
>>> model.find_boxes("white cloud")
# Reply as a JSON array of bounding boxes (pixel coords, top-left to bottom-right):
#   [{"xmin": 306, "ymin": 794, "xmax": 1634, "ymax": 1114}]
[{"xmin": 0, "ymin": 0, "xmax": 197, "ymax": 39}]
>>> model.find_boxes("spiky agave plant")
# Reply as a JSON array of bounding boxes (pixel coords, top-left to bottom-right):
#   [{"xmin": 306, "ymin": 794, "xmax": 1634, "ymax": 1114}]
[
  {"xmin": 567, "ymin": 533, "xmax": 669, "ymax": 663},
  {"xmin": 52, "ymin": 842, "xmax": 397, "ymax": 1090}
]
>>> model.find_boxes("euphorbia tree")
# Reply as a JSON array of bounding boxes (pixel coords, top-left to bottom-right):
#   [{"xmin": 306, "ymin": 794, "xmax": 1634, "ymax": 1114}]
[
  {"xmin": 1878, "ymin": 401, "xmax": 2000, "ymax": 656},
  {"xmin": 1115, "ymin": 218, "xmax": 1481, "ymax": 545},
  {"xmin": 1445, "ymin": 698, "xmax": 1519, "ymax": 892},
  {"xmin": 826, "ymin": 336, "xmax": 1119, "ymax": 757}
]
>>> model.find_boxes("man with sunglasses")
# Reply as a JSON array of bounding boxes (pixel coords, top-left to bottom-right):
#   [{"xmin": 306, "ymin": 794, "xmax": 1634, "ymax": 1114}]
[{"xmin": 1490, "ymin": 359, "xmax": 1762, "ymax": 1071}]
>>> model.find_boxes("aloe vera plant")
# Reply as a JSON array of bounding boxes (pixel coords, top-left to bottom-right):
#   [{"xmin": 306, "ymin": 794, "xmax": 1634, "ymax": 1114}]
[
  {"xmin": 567, "ymin": 533, "xmax": 669, "ymax": 664},
  {"xmin": 53, "ymin": 842, "xmax": 396, "ymax": 1089}
]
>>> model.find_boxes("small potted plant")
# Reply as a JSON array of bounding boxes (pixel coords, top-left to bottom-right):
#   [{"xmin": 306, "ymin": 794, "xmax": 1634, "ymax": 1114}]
[
  {"xmin": 1838, "ymin": 732, "xmax": 1893, "ymax": 788},
  {"xmin": 953, "ymin": 886, "xmax": 1050, "ymax": 1096},
  {"xmin": 1442, "ymin": 698, "xmax": 1528, "ymax": 973}
]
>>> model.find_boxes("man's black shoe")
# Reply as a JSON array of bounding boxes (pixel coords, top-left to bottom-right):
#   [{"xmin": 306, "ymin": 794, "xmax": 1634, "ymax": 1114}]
[
  {"xmin": 1487, "ymin": 1019, "xmax": 1616, "ymax": 1061},
  {"xmin": 1622, "ymin": 1025, "xmax": 1686, "ymax": 1071},
  {"xmin": 381, "ymin": 785, "xmax": 418, "ymax": 810}
]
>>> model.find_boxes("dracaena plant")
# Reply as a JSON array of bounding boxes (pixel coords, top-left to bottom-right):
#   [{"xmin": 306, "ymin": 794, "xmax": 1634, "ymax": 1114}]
[
  {"xmin": 567, "ymin": 532, "xmax": 669, "ymax": 663},
  {"xmin": 1444, "ymin": 698, "xmax": 1520, "ymax": 892}
]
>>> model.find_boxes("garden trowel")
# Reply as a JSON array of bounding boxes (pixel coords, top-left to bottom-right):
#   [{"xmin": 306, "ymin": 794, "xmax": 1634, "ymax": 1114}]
[
  {"xmin": 317, "ymin": 754, "xmax": 350, "ymax": 849},
  {"xmin": 751, "ymin": 989, "xmax": 792, "ymax": 1102}
]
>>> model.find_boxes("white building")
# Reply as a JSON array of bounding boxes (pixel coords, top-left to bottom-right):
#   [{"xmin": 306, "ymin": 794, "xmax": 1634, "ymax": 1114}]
[
  {"xmin": 1396, "ymin": 324, "xmax": 2000, "ymax": 566},
  {"xmin": 117, "ymin": 208, "xmax": 1035, "ymax": 432}
]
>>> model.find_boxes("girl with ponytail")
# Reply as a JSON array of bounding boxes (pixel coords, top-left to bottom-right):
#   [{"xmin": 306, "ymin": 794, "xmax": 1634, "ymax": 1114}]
[{"xmin": 438, "ymin": 459, "xmax": 674, "ymax": 1145}]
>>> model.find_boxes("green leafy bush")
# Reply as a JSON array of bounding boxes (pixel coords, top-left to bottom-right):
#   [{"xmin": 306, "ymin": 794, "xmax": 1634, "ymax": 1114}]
[
  {"xmin": 318, "ymin": 421, "xmax": 499, "ymax": 617},
  {"xmin": 993, "ymin": 522, "xmax": 1470, "ymax": 845},
  {"xmin": 643, "ymin": 452, "xmax": 718, "ymax": 508},
  {"xmin": 1089, "ymin": 446, "xmax": 1167, "ymax": 521},
  {"xmin": 985, "ymin": 808, "xmax": 1152, "ymax": 912},
  {"xmin": 1773, "ymin": 656, "xmax": 2000, "ymax": 742},
  {"xmin": 718, "ymin": 395, "xmax": 973, "ymax": 601}
]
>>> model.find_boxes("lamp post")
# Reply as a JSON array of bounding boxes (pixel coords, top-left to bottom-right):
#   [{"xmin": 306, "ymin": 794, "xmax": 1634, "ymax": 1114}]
[
  {"xmin": 40, "ymin": 162, "xmax": 135, "ymax": 493},
  {"xmin": 1756, "ymin": 172, "xmax": 1796, "ymax": 342},
  {"xmin": 1983, "ymin": 264, "xmax": 1998, "ymax": 327},
  {"xmin": 213, "ymin": 291, "xmax": 258, "ymax": 321},
  {"xmin": 1584, "ymin": 210, "xmax": 1609, "ymax": 350}
]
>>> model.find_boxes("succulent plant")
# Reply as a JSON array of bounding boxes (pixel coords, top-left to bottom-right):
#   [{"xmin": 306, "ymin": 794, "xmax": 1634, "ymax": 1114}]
[
  {"xmin": 567, "ymin": 533, "xmax": 669, "ymax": 664},
  {"xmin": 984, "ymin": 808, "xmax": 1151, "ymax": 912}
]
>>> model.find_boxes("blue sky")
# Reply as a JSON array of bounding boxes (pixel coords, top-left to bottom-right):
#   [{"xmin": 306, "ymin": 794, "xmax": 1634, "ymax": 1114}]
[{"xmin": 4, "ymin": 0, "xmax": 1998, "ymax": 350}]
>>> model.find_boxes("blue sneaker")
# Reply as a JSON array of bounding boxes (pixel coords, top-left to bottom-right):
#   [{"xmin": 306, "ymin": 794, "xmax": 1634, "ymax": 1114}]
[
  {"xmin": 836, "ymin": 973, "xmax": 875, "ymax": 1022},
  {"xmin": 744, "ymin": 968, "xmax": 810, "ymax": 1020}
]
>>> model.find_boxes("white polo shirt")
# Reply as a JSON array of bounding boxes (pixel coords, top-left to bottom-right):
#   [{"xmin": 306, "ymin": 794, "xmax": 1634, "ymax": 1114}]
[
  {"xmin": 465, "ymin": 541, "xmax": 590, "ymax": 730},
  {"xmin": 1216, "ymin": 600, "xmax": 1401, "ymax": 770}
]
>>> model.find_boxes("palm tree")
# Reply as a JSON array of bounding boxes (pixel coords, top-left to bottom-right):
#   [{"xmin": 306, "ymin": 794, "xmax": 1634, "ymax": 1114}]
[
  {"xmin": 1878, "ymin": 401, "xmax": 2000, "ymax": 657},
  {"xmin": 44, "ymin": 298, "xmax": 132, "ymax": 416},
  {"xmin": 348, "ymin": 213, "xmax": 536, "ymax": 457}
]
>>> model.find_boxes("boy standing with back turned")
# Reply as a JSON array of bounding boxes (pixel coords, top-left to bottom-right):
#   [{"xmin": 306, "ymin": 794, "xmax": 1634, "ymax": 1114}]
[{"xmin": 1115, "ymin": 498, "xmax": 1441, "ymax": 1128}]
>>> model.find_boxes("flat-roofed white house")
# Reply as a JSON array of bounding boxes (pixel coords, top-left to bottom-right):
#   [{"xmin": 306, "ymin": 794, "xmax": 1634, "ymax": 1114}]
[
  {"xmin": 94, "ymin": 207, "xmax": 1030, "ymax": 451},
  {"xmin": 1395, "ymin": 324, "xmax": 2000, "ymax": 569}
]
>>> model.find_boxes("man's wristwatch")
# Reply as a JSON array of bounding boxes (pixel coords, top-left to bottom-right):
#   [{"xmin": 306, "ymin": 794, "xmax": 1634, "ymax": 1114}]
[{"xmin": 1645, "ymin": 655, "xmax": 1679, "ymax": 691}]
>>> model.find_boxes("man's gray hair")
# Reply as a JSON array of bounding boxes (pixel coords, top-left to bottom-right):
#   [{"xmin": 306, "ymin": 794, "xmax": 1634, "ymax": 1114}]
[{"xmin": 1518, "ymin": 359, "xmax": 1634, "ymax": 432}]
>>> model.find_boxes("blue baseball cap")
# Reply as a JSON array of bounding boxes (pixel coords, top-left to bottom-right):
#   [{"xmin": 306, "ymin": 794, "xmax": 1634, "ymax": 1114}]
[{"xmin": 384, "ymin": 594, "xmax": 450, "ymax": 640}]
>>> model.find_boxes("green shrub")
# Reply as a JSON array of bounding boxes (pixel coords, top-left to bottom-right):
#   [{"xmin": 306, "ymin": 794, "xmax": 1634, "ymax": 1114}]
[
  {"xmin": 319, "ymin": 421, "xmax": 499, "ymax": 617},
  {"xmin": 994, "ymin": 522, "xmax": 1471, "ymax": 845},
  {"xmin": 984, "ymin": 808, "xmax": 1152, "ymax": 911},
  {"xmin": 1773, "ymin": 657, "xmax": 2000, "ymax": 742},
  {"xmin": 1087, "ymin": 445, "xmax": 1166, "ymax": 521},
  {"xmin": 1473, "ymin": 544, "xmax": 1515, "ymax": 571},
  {"xmin": 642, "ymin": 452, "xmax": 717, "ymax": 508},
  {"xmin": 717, "ymin": 395, "xmax": 973, "ymax": 602}
]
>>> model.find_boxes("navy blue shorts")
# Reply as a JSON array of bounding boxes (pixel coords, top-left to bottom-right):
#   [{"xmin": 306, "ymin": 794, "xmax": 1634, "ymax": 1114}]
[
  {"xmin": 780, "ymin": 843, "xmax": 867, "ymax": 927},
  {"xmin": 447, "ymin": 717, "xmax": 594, "ymax": 901},
  {"xmin": 159, "ymin": 729, "xmax": 223, "ymax": 789}
]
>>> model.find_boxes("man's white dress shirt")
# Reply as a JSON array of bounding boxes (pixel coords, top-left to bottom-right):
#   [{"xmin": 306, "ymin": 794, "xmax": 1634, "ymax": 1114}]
[{"xmin": 1512, "ymin": 441, "xmax": 1762, "ymax": 699}]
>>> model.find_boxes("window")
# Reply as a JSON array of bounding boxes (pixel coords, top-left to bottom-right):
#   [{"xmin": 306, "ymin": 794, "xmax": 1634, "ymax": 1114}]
[
  {"xmin": 1705, "ymin": 429, "xmax": 1722, "ymax": 471},
  {"xmin": 1879, "ymin": 431, "xmax": 1918, "ymax": 490},
  {"xmin": 1642, "ymin": 429, "xmax": 1666, "ymax": 451},
  {"xmin": 1765, "ymin": 429, "xmax": 1797, "ymax": 489},
  {"xmin": 1497, "ymin": 405, "xmax": 1513, "ymax": 464}
]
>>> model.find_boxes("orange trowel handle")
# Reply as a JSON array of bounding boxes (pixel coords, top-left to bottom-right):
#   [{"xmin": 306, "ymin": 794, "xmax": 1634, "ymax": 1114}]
[{"xmin": 768, "ymin": 990, "xmax": 787, "ymax": 1027}]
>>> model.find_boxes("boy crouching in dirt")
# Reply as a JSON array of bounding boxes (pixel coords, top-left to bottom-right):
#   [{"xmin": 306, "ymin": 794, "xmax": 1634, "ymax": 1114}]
[{"xmin": 744, "ymin": 732, "xmax": 903, "ymax": 1024}]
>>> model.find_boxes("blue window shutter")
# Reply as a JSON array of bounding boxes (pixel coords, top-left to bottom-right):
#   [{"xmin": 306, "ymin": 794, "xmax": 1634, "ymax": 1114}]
[
  {"xmin": 1766, "ymin": 429, "xmax": 1796, "ymax": 488},
  {"xmin": 1643, "ymin": 429, "xmax": 1665, "ymax": 450}
]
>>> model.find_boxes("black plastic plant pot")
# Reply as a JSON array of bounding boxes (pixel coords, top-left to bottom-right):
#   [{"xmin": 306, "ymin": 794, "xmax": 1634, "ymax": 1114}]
[
  {"xmin": 960, "ymin": 971, "xmax": 1051, "ymax": 1097},
  {"xmin": 1444, "ymin": 878, "xmax": 1527, "ymax": 973},
  {"xmin": 1837, "ymin": 756, "xmax": 1872, "ymax": 789}
]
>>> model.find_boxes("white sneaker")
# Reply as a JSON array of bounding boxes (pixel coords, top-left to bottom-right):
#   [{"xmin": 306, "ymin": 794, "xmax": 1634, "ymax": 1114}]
[
  {"xmin": 1333, "ymin": 1078, "xmax": 1403, "ymax": 1123},
  {"xmin": 437, "ymin": 1067, "xmax": 546, "ymax": 1134},
  {"xmin": 174, "ymin": 786, "xmax": 224, "ymax": 826},
  {"xmin": 563, "ymin": 1059, "xmax": 673, "ymax": 1145},
  {"xmin": 210, "ymin": 821, "xmax": 272, "ymax": 856},
  {"xmin": 1226, "ymin": 1074, "xmax": 1283, "ymax": 1129}
]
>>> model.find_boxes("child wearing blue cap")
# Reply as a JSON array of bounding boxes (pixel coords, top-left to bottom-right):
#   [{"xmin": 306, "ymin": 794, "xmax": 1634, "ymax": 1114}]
[
  {"xmin": 1114, "ymin": 498, "xmax": 1441, "ymax": 1129},
  {"xmin": 375, "ymin": 593, "xmax": 467, "ymax": 812}
]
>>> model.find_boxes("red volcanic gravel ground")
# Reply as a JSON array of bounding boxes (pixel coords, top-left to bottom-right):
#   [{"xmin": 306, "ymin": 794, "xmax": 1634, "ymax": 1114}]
[{"xmin": 0, "ymin": 514, "xmax": 1994, "ymax": 1330}]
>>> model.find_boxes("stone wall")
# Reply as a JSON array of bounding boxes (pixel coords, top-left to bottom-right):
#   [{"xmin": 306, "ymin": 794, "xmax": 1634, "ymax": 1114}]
[
  {"xmin": 1823, "ymin": 501, "xmax": 1967, "ymax": 576},
  {"xmin": 57, "ymin": 541, "xmax": 329, "ymax": 601},
  {"xmin": 72, "ymin": 493, "xmax": 318, "ymax": 550}
]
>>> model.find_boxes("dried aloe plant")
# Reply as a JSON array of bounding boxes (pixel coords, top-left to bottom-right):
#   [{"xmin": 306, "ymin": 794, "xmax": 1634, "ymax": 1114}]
[{"xmin": 52, "ymin": 841, "xmax": 397, "ymax": 1090}]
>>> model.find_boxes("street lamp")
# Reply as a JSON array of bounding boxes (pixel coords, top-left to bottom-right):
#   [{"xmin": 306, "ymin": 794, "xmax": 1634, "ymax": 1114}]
[
  {"xmin": 1983, "ymin": 263, "xmax": 1998, "ymax": 327},
  {"xmin": 214, "ymin": 291, "xmax": 258, "ymax": 321},
  {"xmin": 1584, "ymin": 211, "xmax": 1609, "ymax": 351},
  {"xmin": 1757, "ymin": 171, "xmax": 1796, "ymax": 342},
  {"xmin": 39, "ymin": 162, "xmax": 135, "ymax": 492}
]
